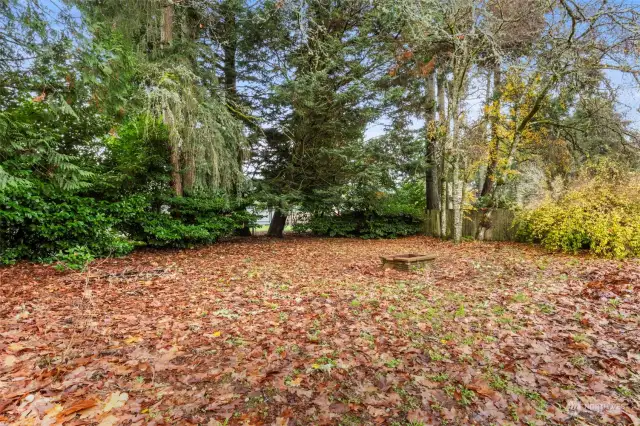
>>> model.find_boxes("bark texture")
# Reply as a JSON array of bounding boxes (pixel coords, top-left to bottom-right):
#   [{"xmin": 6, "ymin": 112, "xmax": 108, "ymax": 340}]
[
  {"xmin": 425, "ymin": 71, "xmax": 440, "ymax": 210},
  {"xmin": 162, "ymin": 3, "xmax": 182, "ymax": 197},
  {"xmin": 480, "ymin": 64, "xmax": 502, "ymax": 198},
  {"xmin": 437, "ymin": 71, "xmax": 448, "ymax": 238},
  {"xmin": 267, "ymin": 210, "xmax": 287, "ymax": 238}
]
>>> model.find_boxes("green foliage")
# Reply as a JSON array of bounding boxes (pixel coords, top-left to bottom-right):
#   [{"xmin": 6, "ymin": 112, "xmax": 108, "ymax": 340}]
[
  {"xmin": 515, "ymin": 161, "xmax": 640, "ymax": 259},
  {"xmin": 140, "ymin": 62, "xmax": 247, "ymax": 194},
  {"xmin": 53, "ymin": 246, "xmax": 95, "ymax": 271},
  {"xmin": 0, "ymin": 188, "xmax": 133, "ymax": 265},
  {"xmin": 0, "ymin": 188, "xmax": 257, "ymax": 264},
  {"xmin": 100, "ymin": 115, "xmax": 171, "ymax": 195},
  {"xmin": 0, "ymin": 101, "xmax": 95, "ymax": 192},
  {"xmin": 112, "ymin": 195, "xmax": 257, "ymax": 248},
  {"xmin": 295, "ymin": 182, "xmax": 425, "ymax": 239},
  {"xmin": 305, "ymin": 213, "xmax": 422, "ymax": 239},
  {"xmin": 0, "ymin": 1, "xmax": 252, "ymax": 265}
]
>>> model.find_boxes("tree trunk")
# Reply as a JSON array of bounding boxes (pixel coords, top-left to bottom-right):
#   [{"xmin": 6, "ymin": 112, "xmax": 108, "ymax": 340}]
[
  {"xmin": 452, "ymin": 160, "xmax": 462, "ymax": 243},
  {"xmin": 267, "ymin": 210, "xmax": 287, "ymax": 238},
  {"xmin": 451, "ymin": 109, "xmax": 463, "ymax": 244},
  {"xmin": 425, "ymin": 70, "xmax": 439, "ymax": 211},
  {"xmin": 222, "ymin": 1, "xmax": 238, "ymax": 99},
  {"xmin": 480, "ymin": 64, "xmax": 501, "ymax": 198},
  {"xmin": 219, "ymin": 0, "xmax": 252, "ymax": 236},
  {"xmin": 180, "ymin": 6, "xmax": 200, "ymax": 194},
  {"xmin": 236, "ymin": 225, "xmax": 252, "ymax": 236},
  {"xmin": 161, "ymin": 3, "xmax": 174, "ymax": 48},
  {"xmin": 182, "ymin": 150, "xmax": 195, "ymax": 193},
  {"xmin": 170, "ymin": 144, "xmax": 183, "ymax": 197},
  {"xmin": 437, "ymin": 70, "xmax": 448, "ymax": 238},
  {"xmin": 161, "ymin": 3, "xmax": 182, "ymax": 197},
  {"xmin": 477, "ymin": 65, "xmax": 502, "ymax": 240},
  {"xmin": 440, "ymin": 179, "xmax": 448, "ymax": 238}
]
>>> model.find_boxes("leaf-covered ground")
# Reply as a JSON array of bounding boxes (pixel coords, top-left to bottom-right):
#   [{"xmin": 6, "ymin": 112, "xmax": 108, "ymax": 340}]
[{"xmin": 1, "ymin": 236, "xmax": 639, "ymax": 426}]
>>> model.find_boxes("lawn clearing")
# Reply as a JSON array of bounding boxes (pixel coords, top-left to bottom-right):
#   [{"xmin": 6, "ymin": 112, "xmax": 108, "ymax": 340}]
[{"xmin": 1, "ymin": 236, "xmax": 639, "ymax": 425}]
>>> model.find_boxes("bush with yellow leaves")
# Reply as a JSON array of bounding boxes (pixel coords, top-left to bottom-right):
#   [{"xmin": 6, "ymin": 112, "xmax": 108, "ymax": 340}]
[{"xmin": 516, "ymin": 160, "xmax": 640, "ymax": 259}]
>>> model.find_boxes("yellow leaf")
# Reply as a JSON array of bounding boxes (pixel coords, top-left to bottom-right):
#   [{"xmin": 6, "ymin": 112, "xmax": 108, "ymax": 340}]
[
  {"xmin": 211, "ymin": 331, "xmax": 221, "ymax": 338},
  {"xmin": 42, "ymin": 404, "xmax": 64, "ymax": 425},
  {"xmin": 8, "ymin": 343, "xmax": 24, "ymax": 352},
  {"xmin": 124, "ymin": 336, "xmax": 142, "ymax": 344},
  {"xmin": 103, "ymin": 392, "xmax": 128, "ymax": 412},
  {"xmin": 44, "ymin": 404, "xmax": 64, "ymax": 416},
  {"xmin": 3, "ymin": 355, "xmax": 17, "ymax": 367},
  {"xmin": 288, "ymin": 377, "xmax": 302, "ymax": 387}
]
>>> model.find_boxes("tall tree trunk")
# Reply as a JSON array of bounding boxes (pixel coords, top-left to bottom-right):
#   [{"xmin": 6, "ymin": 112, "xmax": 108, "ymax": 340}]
[
  {"xmin": 425, "ymin": 70, "xmax": 439, "ymax": 211},
  {"xmin": 480, "ymin": 64, "xmax": 502, "ymax": 198},
  {"xmin": 451, "ymin": 101, "xmax": 463, "ymax": 244},
  {"xmin": 161, "ymin": 3, "xmax": 174, "ymax": 47},
  {"xmin": 162, "ymin": 3, "xmax": 182, "ymax": 197},
  {"xmin": 180, "ymin": 7, "xmax": 199, "ymax": 194},
  {"xmin": 219, "ymin": 1, "xmax": 251, "ymax": 236},
  {"xmin": 477, "ymin": 64, "xmax": 502, "ymax": 240},
  {"xmin": 440, "ymin": 180, "xmax": 448, "ymax": 237},
  {"xmin": 169, "ymin": 140, "xmax": 183, "ymax": 197},
  {"xmin": 437, "ymin": 70, "xmax": 447, "ymax": 238},
  {"xmin": 222, "ymin": 1, "xmax": 238, "ymax": 100},
  {"xmin": 267, "ymin": 210, "xmax": 287, "ymax": 238},
  {"xmin": 182, "ymin": 150, "xmax": 195, "ymax": 193}
]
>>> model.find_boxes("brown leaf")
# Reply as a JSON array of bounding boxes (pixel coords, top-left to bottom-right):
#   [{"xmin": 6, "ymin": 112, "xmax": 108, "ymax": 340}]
[
  {"xmin": 367, "ymin": 406, "xmax": 387, "ymax": 417},
  {"xmin": 623, "ymin": 411, "xmax": 640, "ymax": 426},
  {"xmin": 407, "ymin": 409, "xmax": 430, "ymax": 422},
  {"xmin": 57, "ymin": 399, "xmax": 98, "ymax": 418},
  {"xmin": 468, "ymin": 379, "xmax": 498, "ymax": 400},
  {"xmin": 515, "ymin": 368, "xmax": 537, "ymax": 387}
]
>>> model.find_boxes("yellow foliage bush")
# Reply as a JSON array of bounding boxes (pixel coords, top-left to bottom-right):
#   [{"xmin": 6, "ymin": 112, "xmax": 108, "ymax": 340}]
[{"xmin": 516, "ymin": 161, "xmax": 640, "ymax": 259}]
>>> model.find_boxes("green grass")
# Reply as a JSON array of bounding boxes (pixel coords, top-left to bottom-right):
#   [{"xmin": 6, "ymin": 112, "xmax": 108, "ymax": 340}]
[{"xmin": 251, "ymin": 225, "xmax": 293, "ymax": 233}]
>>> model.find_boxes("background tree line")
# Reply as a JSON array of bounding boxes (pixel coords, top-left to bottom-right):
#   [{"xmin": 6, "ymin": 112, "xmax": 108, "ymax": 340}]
[{"xmin": 1, "ymin": 0, "xmax": 639, "ymax": 266}]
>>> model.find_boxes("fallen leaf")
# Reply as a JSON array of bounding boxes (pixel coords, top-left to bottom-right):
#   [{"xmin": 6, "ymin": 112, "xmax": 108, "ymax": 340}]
[
  {"xmin": 2, "ymin": 355, "xmax": 17, "ymax": 368},
  {"xmin": 288, "ymin": 377, "xmax": 303, "ymax": 387},
  {"xmin": 7, "ymin": 343, "xmax": 24, "ymax": 352},
  {"xmin": 97, "ymin": 414, "xmax": 119, "ymax": 426},
  {"xmin": 58, "ymin": 399, "xmax": 97, "ymax": 418},
  {"xmin": 468, "ymin": 379, "xmax": 498, "ymax": 400},
  {"xmin": 103, "ymin": 392, "xmax": 128, "ymax": 412},
  {"xmin": 515, "ymin": 368, "xmax": 536, "ymax": 387}
]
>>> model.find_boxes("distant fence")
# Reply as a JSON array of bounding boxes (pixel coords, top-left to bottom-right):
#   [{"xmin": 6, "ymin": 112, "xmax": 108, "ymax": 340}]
[{"xmin": 423, "ymin": 209, "xmax": 516, "ymax": 241}]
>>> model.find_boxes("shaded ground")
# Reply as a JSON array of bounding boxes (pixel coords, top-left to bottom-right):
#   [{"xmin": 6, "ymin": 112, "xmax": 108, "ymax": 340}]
[{"xmin": 1, "ymin": 236, "xmax": 639, "ymax": 425}]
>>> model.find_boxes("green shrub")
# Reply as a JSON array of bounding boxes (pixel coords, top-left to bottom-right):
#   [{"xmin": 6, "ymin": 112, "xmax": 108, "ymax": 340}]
[
  {"xmin": 294, "ymin": 182, "xmax": 424, "ymax": 239},
  {"xmin": 515, "ymin": 161, "xmax": 640, "ymax": 259},
  {"xmin": 294, "ymin": 184, "xmax": 424, "ymax": 239},
  {"xmin": 112, "ymin": 194, "xmax": 257, "ymax": 248},
  {"xmin": 0, "ymin": 188, "xmax": 133, "ymax": 265},
  {"xmin": 53, "ymin": 246, "xmax": 95, "ymax": 271},
  {"xmin": 0, "ymin": 188, "xmax": 256, "ymax": 265},
  {"xmin": 295, "ymin": 212, "xmax": 422, "ymax": 239}
]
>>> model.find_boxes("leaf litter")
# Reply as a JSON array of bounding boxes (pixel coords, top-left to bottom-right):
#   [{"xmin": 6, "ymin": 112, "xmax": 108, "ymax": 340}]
[{"xmin": 1, "ymin": 236, "xmax": 639, "ymax": 425}]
